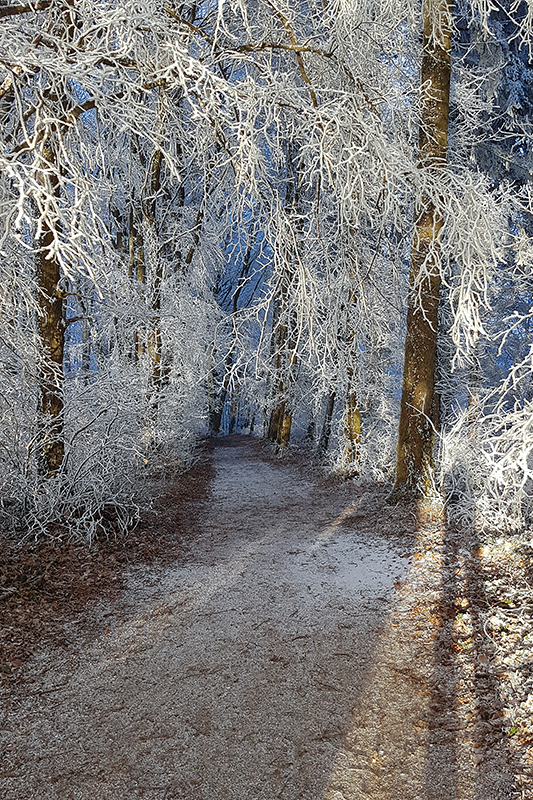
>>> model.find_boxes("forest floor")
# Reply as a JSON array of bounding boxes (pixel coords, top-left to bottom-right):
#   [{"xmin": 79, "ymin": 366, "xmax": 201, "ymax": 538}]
[{"xmin": 1, "ymin": 434, "xmax": 532, "ymax": 799}]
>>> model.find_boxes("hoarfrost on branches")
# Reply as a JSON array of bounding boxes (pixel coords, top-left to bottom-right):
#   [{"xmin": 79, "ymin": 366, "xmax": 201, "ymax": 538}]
[{"xmin": 0, "ymin": 0, "xmax": 532, "ymax": 537}]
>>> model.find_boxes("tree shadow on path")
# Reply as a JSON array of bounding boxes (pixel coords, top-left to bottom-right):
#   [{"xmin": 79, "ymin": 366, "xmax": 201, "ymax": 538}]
[
  {"xmin": 323, "ymin": 479, "xmax": 516, "ymax": 800},
  {"xmin": 423, "ymin": 473, "xmax": 517, "ymax": 800}
]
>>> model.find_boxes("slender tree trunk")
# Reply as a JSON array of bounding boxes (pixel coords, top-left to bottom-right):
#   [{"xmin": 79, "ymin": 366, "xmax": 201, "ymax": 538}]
[
  {"xmin": 343, "ymin": 388, "xmax": 361, "ymax": 468},
  {"xmin": 128, "ymin": 197, "xmax": 146, "ymax": 360},
  {"xmin": 304, "ymin": 416, "xmax": 315, "ymax": 445},
  {"xmin": 267, "ymin": 293, "xmax": 284, "ymax": 441},
  {"xmin": 267, "ymin": 141, "xmax": 300, "ymax": 450},
  {"xmin": 391, "ymin": 0, "xmax": 452, "ymax": 499},
  {"xmin": 211, "ymin": 234, "xmax": 255, "ymax": 435},
  {"xmin": 267, "ymin": 299, "xmax": 297, "ymax": 449},
  {"xmin": 210, "ymin": 349, "xmax": 233, "ymax": 435},
  {"xmin": 144, "ymin": 146, "xmax": 164, "ymax": 393},
  {"xmin": 36, "ymin": 140, "xmax": 65, "ymax": 476},
  {"xmin": 342, "ymin": 258, "xmax": 361, "ymax": 470},
  {"xmin": 81, "ymin": 313, "xmax": 91, "ymax": 383},
  {"xmin": 318, "ymin": 390, "xmax": 336, "ymax": 455},
  {"xmin": 228, "ymin": 398, "xmax": 239, "ymax": 434}
]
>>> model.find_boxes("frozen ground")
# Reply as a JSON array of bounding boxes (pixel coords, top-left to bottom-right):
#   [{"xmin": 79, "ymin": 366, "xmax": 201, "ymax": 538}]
[{"xmin": 0, "ymin": 436, "xmax": 516, "ymax": 799}]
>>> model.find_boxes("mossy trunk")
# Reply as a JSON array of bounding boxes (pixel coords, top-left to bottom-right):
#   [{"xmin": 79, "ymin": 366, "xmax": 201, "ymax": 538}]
[{"xmin": 392, "ymin": 0, "xmax": 452, "ymax": 500}]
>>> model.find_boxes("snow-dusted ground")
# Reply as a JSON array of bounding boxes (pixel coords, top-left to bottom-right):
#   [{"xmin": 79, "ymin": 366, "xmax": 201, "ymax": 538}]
[{"xmin": 0, "ymin": 437, "xmax": 516, "ymax": 799}]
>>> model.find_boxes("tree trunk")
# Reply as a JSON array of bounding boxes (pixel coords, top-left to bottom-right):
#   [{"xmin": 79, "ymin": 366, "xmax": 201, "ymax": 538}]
[
  {"xmin": 128, "ymin": 197, "xmax": 146, "ymax": 360},
  {"xmin": 144, "ymin": 146, "xmax": 164, "ymax": 393},
  {"xmin": 228, "ymin": 398, "xmax": 238, "ymax": 434},
  {"xmin": 343, "ymin": 389, "xmax": 361, "ymax": 469},
  {"xmin": 342, "ymin": 254, "xmax": 361, "ymax": 471},
  {"xmin": 211, "ymin": 233, "xmax": 255, "ymax": 435},
  {"xmin": 267, "ymin": 141, "xmax": 300, "ymax": 450},
  {"xmin": 391, "ymin": 0, "xmax": 452, "ymax": 499},
  {"xmin": 36, "ymin": 140, "xmax": 65, "ymax": 476},
  {"xmin": 318, "ymin": 390, "xmax": 336, "ymax": 455},
  {"xmin": 267, "ymin": 302, "xmax": 297, "ymax": 450},
  {"xmin": 210, "ymin": 350, "xmax": 233, "ymax": 435}
]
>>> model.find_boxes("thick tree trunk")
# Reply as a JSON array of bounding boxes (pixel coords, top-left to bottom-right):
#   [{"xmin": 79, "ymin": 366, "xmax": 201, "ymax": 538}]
[
  {"xmin": 391, "ymin": 0, "xmax": 452, "ymax": 499},
  {"xmin": 36, "ymin": 141, "xmax": 65, "ymax": 476},
  {"xmin": 35, "ymin": 5, "xmax": 80, "ymax": 476}
]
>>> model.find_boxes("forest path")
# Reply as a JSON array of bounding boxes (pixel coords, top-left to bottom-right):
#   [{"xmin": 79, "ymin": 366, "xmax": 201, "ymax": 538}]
[{"xmin": 1, "ymin": 435, "xmax": 514, "ymax": 799}]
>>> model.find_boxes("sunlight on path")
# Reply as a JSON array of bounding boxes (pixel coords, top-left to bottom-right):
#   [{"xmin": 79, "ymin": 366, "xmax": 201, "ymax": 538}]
[
  {"xmin": 0, "ymin": 440, "xmax": 513, "ymax": 799},
  {"xmin": 322, "ymin": 508, "xmax": 513, "ymax": 800}
]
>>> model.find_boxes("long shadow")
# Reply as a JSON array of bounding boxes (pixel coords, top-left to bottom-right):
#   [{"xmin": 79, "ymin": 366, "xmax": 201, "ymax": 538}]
[
  {"xmin": 424, "ymin": 467, "xmax": 517, "ymax": 799},
  {"xmin": 423, "ymin": 499, "xmax": 460, "ymax": 799}
]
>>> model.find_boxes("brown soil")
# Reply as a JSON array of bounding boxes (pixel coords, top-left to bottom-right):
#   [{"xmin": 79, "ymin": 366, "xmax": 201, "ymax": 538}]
[
  {"xmin": 0, "ymin": 435, "xmax": 521, "ymax": 799},
  {"xmin": 0, "ymin": 441, "xmax": 215, "ymax": 686}
]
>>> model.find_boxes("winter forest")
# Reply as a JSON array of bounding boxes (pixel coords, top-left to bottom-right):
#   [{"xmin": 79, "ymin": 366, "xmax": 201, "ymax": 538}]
[{"xmin": 1, "ymin": 0, "xmax": 533, "ymax": 541}]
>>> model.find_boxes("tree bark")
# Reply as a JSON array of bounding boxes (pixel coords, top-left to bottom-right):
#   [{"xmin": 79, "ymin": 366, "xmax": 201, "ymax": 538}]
[
  {"xmin": 318, "ymin": 390, "xmax": 336, "ymax": 456},
  {"xmin": 36, "ymin": 139, "xmax": 65, "ymax": 476},
  {"xmin": 267, "ymin": 296, "xmax": 297, "ymax": 449},
  {"xmin": 210, "ymin": 235, "xmax": 255, "ymax": 435},
  {"xmin": 391, "ymin": 0, "xmax": 452, "ymax": 499},
  {"xmin": 343, "ymin": 267, "xmax": 361, "ymax": 471},
  {"xmin": 144, "ymin": 146, "xmax": 164, "ymax": 394},
  {"xmin": 210, "ymin": 349, "xmax": 233, "ymax": 435},
  {"xmin": 267, "ymin": 144, "xmax": 299, "ymax": 450},
  {"xmin": 35, "ymin": 3, "xmax": 79, "ymax": 476},
  {"xmin": 343, "ymin": 389, "xmax": 361, "ymax": 468}
]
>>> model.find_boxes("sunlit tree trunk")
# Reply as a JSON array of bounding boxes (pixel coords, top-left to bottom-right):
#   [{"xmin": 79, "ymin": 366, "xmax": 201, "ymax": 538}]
[
  {"xmin": 343, "ymin": 386, "xmax": 361, "ymax": 468},
  {"xmin": 392, "ymin": 0, "xmax": 452, "ymax": 499},
  {"xmin": 343, "ymin": 267, "xmax": 361, "ymax": 470}
]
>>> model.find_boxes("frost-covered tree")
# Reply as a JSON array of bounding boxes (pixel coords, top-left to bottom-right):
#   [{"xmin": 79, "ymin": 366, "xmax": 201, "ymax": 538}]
[
  {"xmin": 391, "ymin": 0, "xmax": 453, "ymax": 499},
  {"xmin": 2, "ymin": 0, "xmax": 533, "ymax": 540},
  {"xmin": 0, "ymin": 0, "xmax": 235, "ymax": 537}
]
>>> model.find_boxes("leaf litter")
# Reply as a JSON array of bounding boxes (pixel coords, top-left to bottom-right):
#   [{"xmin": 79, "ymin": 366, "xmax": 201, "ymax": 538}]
[{"xmin": 0, "ymin": 434, "xmax": 528, "ymax": 798}]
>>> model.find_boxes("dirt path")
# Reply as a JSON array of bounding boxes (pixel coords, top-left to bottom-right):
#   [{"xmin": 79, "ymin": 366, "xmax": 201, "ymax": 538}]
[{"xmin": 0, "ymin": 436, "xmax": 515, "ymax": 799}]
